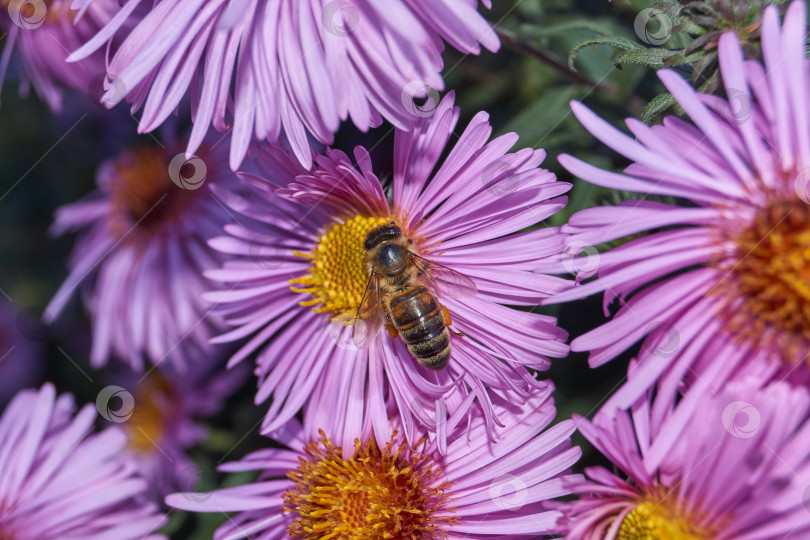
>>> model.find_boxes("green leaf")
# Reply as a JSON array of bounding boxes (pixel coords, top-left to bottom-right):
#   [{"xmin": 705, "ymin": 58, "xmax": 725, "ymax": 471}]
[
  {"xmin": 641, "ymin": 92, "xmax": 678, "ymax": 124},
  {"xmin": 616, "ymin": 48, "xmax": 691, "ymax": 67},
  {"xmin": 568, "ymin": 36, "xmax": 643, "ymax": 70},
  {"xmin": 497, "ymin": 85, "xmax": 584, "ymax": 148}
]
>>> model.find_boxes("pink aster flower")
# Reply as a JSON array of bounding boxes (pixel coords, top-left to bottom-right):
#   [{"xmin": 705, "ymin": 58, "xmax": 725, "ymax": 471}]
[
  {"xmin": 0, "ymin": 383, "xmax": 167, "ymax": 539},
  {"xmin": 561, "ymin": 377, "xmax": 810, "ymax": 539},
  {"xmin": 547, "ymin": 0, "xmax": 810, "ymax": 409},
  {"xmin": 45, "ymin": 135, "xmax": 240, "ymax": 371},
  {"xmin": 207, "ymin": 92, "xmax": 571, "ymax": 452},
  {"xmin": 167, "ymin": 385, "xmax": 581, "ymax": 539},
  {"xmin": 104, "ymin": 358, "xmax": 250, "ymax": 500},
  {"xmin": 67, "ymin": 0, "xmax": 499, "ymax": 169},
  {"xmin": 0, "ymin": 0, "xmax": 122, "ymax": 111}
]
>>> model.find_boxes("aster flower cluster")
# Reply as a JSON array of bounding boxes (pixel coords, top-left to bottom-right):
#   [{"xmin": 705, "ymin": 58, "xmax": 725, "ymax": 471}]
[
  {"xmin": 546, "ymin": 1, "xmax": 810, "ymax": 536},
  {"xmin": 0, "ymin": 0, "xmax": 808, "ymax": 537}
]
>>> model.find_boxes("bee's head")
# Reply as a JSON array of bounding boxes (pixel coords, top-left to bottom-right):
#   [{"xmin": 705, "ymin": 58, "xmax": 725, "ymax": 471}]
[{"xmin": 364, "ymin": 222, "xmax": 401, "ymax": 250}]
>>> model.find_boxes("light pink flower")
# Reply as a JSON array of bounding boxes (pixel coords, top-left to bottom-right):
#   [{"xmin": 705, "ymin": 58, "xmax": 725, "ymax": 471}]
[
  {"xmin": 109, "ymin": 358, "xmax": 249, "ymax": 501},
  {"xmin": 167, "ymin": 385, "xmax": 581, "ymax": 539},
  {"xmin": 45, "ymin": 136, "xmax": 241, "ymax": 371},
  {"xmin": 0, "ymin": 0, "xmax": 122, "ymax": 110},
  {"xmin": 207, "ymin": 92, "xmax": 571, "ymax": 453},
  {"xmin": 548, "ymin": 0, "xmax": 810, "ymax": 409},
  {"xmin": 0, "ymin": 383, "xmax": 167, "ymax": 539},
  {"xmin": 68, "ymin": 0, "xmax": 500, "ymax": 169},
  {"xmin": 561, "ymin": 377, "xmax": 810, "ymax": 539}
]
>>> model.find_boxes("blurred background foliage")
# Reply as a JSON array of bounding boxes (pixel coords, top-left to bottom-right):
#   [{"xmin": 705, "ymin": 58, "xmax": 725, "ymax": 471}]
[{"xmin": 0, "ymin": 0, "xmax": 789, "ymax": 537}]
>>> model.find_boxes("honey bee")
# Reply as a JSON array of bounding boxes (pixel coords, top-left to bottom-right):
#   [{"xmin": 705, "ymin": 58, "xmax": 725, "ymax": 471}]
[{"xmin": 353, "ymin": 222, "xmax": 476, "ymax": 369}]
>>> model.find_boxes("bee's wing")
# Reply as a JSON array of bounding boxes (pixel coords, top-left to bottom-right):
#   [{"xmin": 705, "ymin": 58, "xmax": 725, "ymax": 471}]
[
  {"xmin": 352, "ymin": 270, "xmax": 385, "ymax": 348},
  {"xmin": 411, "ymin": 254, "xmax": 477, "ymax": 299}
]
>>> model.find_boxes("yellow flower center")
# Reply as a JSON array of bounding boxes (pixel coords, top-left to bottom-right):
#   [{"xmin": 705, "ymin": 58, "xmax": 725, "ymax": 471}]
[
  {"xmin": 108, "ymin": 147, "xmax": 194, "ymax": 236},
  {"xmin": 714, "ymin": 197, "xmax": 810, "ymax": 361},
  {"xmin": 283, "ymin": 432, "xmax": 454, "ymax": 539},
  {"xmin": 290, "ymin": 215, "xmax": 391, "ymax": 318},
  {"xmin": 617, "ymin": 500, "xmax": 714, "ymax": 540},
  {"xmin": 125, "ymin": 375, "xmax": 177, "ymax": 454}
]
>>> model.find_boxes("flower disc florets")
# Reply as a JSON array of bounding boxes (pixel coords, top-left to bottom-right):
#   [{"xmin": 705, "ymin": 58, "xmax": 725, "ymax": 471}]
[
  {"xmin": 283, "ymin": 432, "xmax": 454, "ymax": 539},
  {"xmin": 290, "ymin": 215, "xmax": 391, "ymax": 319}
]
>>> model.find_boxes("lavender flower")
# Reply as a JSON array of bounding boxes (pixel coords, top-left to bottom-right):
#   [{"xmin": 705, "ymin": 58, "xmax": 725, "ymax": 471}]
[
  {"xmin": 207, "ymin": 92, "xmax": 571, "ymax": 452},
  {"xmin": 107, "ymin": 359, "xmax": 249, "ymax": 500},
  {"xmin": 0, "ymin": 383, "xmax": 167, "ymax": 538},
  {"xmin": 45, "ymin": 137, "xmax": 239, "ymax": 371},
  {"xmin": 167, "ymin": 385, "xmax": 580, "ymax": 539},
  {"xmin": 0, "ymin": 0, "xmax": 121, "ymax": 110},
  {"xmin": 561, "ymin": 377, "xmax": 810, "ymax": 539},
  {"xmin": 67, "ymin": 0, "xmax": 499, "ymax": 169},
  {"xmin": 548, "ymin": 0, "xmax": 810, "ymax": 409}
]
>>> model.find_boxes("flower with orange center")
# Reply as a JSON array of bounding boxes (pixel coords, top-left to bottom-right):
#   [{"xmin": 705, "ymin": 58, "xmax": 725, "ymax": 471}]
[
  {"xmin": 167, "ymin": 385, "xmax": 581, "ymax": 539},
  {"xmin": 561, "ymin": 378, "xmax": 810, "ymax": 540},
  {"xmin": 107, "ymin": 146, "xmax": 200, "ymax": 235},
  {"xmin": 548, "ymin": 1, "xmax": 810, "ymax": 411},
  {"xmin": 46, "ymin": 137, "xmax": 237, "ymax": 371},
  {"xmin": 205, "ymin": 94, "xmax": 572, "ymax": 454},
  {"xmin": 108, "ymin": 361, "xmax": 249, "ymax": 501},
  {"xmin": 283, "ymin": 433, "xmax": 454, "ymax": 539},
  {"xmin": 0, "ymin": 384, "xmax": 167, "ymax": 539},
  {"xmin": 125, "ymin": 373, "xmax": 179, "ymax": 455},
  {"xmin": 714, "ymin": 197, "xmax": 810, "ymax": 361}
]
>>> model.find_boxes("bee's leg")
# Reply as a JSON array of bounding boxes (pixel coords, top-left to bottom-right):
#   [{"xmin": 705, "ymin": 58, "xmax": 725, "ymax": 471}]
[
  {"xmin": 441, "ymin": 305, "xmax": 466, "ymax": 337},
  {"xmin": 385, "ymin": 314, "xmax": 399, "ymax": 339}
]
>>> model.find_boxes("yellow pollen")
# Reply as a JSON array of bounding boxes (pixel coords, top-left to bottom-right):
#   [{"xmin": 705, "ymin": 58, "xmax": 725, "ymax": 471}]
[
  {"xmin": 108, "ymin": 147, "xmax": 194, "ymax": 235},
  {"xmin": 617, "ymin": 500, "xmax": 715, "ymax": 540},
  {"xmin": 283, "ymin": 431, "xmax": 455, "ymax": 539},
  {"xmin": 125, "ymin": 374, "xmax": 177, "ymax": 455},
  {"xmin": 714, "ymin": 197, "xmax": 810, "ymax": 361},
  {"xmin": 290, "ymin": 215, "xmax": 391, "ymax": 318}
]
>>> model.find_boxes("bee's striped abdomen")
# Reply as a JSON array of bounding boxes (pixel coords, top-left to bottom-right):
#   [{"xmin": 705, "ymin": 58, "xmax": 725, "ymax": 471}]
[{"xmin": 389, "ymin": 286, "xmax": 451, "ymax": 369}]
